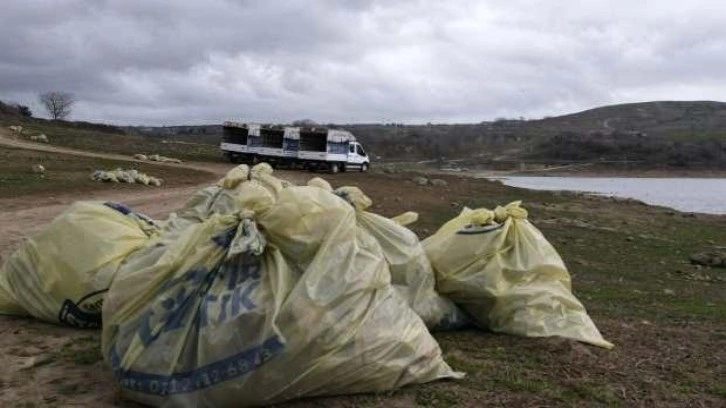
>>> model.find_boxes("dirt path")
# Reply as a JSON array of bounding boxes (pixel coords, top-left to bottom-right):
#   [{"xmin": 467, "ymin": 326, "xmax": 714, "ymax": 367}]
[
  {"xmin": 0, "ymin": 127, "xmax": 318, "ymax": 257},
  {"xmin": 0, "ymin": 128, "xmax": 228, "ymax": 259},
  {"xmin": 0, "ymin": 184, "xmax": 208, "ymax": 260},
  {"xmin": 0, "ymin": 128, "xmax": 311, "ymax": 258}
]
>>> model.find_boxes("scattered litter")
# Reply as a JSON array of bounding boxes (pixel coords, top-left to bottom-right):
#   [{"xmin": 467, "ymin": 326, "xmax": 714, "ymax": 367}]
[
  {"xmin": 31, "ymin": 164, "xmax": 45, "ymax": 174},
  {"xmin": 134, "ymin": 153, "xmax": 182, "ymax": 163},
  {"xmin": 29, "ymin": 134, "xmax": 49, "ymax": 143},
  {"xmin": 90, "ymin": 168, "xmax": 163, "ymax": 186},
  {"xmin": 430, "ymin": 178, "xmax": 448, "ymax": 187},
  {"xmin": 412, "ymin": 176, "xmax": 429, "ymax": 186},
  {"xmin": 8, "ymin": 125, "xmax": 22, "ymax": 137}
]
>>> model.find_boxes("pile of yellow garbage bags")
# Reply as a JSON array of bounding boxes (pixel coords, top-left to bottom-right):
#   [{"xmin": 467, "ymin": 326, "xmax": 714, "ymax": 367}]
[{"xmin": 0, "ymin": 163, "xmax": 611, "ymax": 407}]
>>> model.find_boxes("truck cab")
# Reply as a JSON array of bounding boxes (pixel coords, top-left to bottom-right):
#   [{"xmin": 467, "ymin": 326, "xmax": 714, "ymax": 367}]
[{"xmin": 345, "ymin": 142, "xmax": 369, "ymax": 172}]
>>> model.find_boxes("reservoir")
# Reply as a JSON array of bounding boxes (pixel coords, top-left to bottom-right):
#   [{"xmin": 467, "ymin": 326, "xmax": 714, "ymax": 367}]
[{"xmin": 486, "ymin": 176, "xmax": 726, "ymax": 215}]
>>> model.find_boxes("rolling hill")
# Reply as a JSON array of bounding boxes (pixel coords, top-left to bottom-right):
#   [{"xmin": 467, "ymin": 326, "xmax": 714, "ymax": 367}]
[{"xmin": 4, "ymin": 99, "xmax": 726, "ymax": 168}]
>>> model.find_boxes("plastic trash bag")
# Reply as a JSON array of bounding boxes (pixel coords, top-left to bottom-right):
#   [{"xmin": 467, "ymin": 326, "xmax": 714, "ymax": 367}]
[
  {"xmin": 0, "ymin": 201, "xmax": 159, "ymax": 327},
  {"xmin": 166, "ymin": 164, "xmax": 276, "ymax": 258},
  {"xmin": 103, "ymin": 179, "xmax": 460, "ymax": 406},
  {"xmin": 332, "ymin": 185, "xmax": 468, "ymax": 330},
  {"xmin": 391, "ymin": 211, "xmax": 419, "ymax": 226},
  {"xmin": 423, "ymin": 201, "xmax": 613, "ymax": 349},
  {"xmin": 119, "ymin": 171, "xmax": 137, "ymax": 184},
  {"xmin": 136, "ymin": 173, "xmax": 151, "ymax": 186},
  {"xmin": 178, "ymin": 164, "xmax": 276, "ymax": 224},
  {"xmin": 90, "ymin": 169, "xmax": 159, "ymax": 186},
  {"xmin": 91, "ymin": 170, "xmax": 118, "ymax": 183}
]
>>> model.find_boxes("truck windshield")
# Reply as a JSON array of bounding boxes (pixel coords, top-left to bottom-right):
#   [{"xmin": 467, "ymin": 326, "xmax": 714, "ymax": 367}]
[{"xmin": 356, "ymin": 145, "xmax": 367, "ymax": 156}]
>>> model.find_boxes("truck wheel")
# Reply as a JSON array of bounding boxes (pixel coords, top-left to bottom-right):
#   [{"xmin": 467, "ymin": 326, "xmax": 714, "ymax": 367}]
[
  {"xmin": 360, "ymin": 163, "xmax": 369, "ymax": 172},
  {"xmin": 340, "ymin": 164, "xmax": 347, "ymax": 173},
  {"xmin": 330, "ymin": 163, "xmax": 340, "ymax": 174}
]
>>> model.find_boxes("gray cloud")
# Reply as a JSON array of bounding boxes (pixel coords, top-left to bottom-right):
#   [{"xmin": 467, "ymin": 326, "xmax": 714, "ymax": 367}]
[{"xmin": 2, "ymin": 0, "xmax": 726, "ymax": 125}]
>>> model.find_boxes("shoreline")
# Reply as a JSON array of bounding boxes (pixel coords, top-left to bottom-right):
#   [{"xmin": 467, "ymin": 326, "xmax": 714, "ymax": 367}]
[
  {"xmin": 487, "ymin": 176, "xmax": 726, "ymax": 216},
  {"xmin": 383, "ymin": 160, "xmax": 726, "ymax": 179},
  {"xmin": 407, "ymin": 166, "xmax": 726, "ymax": 216},
  {"xmin": 425, "ymin": 168, "xmax": 726, "ymax": 179},
  {"xmin": 505, "ymin": 168, "xmax": 726, "ymax": 178}
]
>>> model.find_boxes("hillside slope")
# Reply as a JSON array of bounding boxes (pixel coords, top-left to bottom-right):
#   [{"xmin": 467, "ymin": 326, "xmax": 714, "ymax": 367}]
[
  {"xmin": 7, "ymin": 100, "xmax": 726, "ymax": 168},
  {"xmin": 0, "ymin": 103, "xmax": 221, "ymax": 162},
  {"xmin": 530, "ymin": 101, "xmax": 726, "ymax": 136}
]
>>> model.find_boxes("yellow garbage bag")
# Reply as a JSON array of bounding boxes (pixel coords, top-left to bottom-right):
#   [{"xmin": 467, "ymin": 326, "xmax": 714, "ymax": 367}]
[
  {"xmin": 179, "ymin": 163, "xmax": 280, "ymax": 223},
  {"xmin": 423, "ymin": 201, "xmax": 613, "ymax": 349},
  {"xmin": 333, "ymin": 185, "xmax": 468, "ymax": 330},
  {"xmin": 306, "ymin": 176, "xmax": 333, "ymax": 191},
  {"xmin": 103, "ymin": 180, "xmax": 460, "ymax": 406},
  {"xmin": 135, "ymin": 173, "xmax": 151, "ymax": 186},
  {"xmin": 0, "ymin": 201, "xmax": 159, "ymax": 327},
  {"xmin": 216, "ymin": 163, "xmax": 250, "ymax": 190},
  {"xmin": 391, "ymin": 211, "xmax": 419, "ymax": 226},
  {"xmin": 167, "ymin": 163, "xmax": 280, "ymax": 261}
]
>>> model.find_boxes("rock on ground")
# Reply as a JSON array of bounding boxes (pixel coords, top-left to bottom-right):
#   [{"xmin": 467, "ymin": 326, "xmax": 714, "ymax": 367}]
[
  {"xmin": 690, "ymin": 251, "xmax": 726, "ymax": 268},
  {"xmin": 412, "ymin": 176, "xmax": 429, "ymax": 186}
]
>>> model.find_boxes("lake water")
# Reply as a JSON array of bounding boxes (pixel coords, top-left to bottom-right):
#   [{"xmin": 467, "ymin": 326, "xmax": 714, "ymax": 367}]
[{"xmin": 486, "ymin": 176, "xmax": 726, "ymax": 215}]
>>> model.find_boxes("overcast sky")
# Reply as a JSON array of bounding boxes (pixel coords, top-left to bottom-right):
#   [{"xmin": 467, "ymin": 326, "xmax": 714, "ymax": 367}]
[{"xmin": 2, "ymin": 1, "xmax": 726, "ymax": 125}]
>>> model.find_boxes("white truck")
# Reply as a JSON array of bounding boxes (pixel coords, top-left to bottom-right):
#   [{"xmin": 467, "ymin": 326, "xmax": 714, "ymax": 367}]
[{"xmin": 221, "ymin": 121, "xmax": 370, "ymax": 173}]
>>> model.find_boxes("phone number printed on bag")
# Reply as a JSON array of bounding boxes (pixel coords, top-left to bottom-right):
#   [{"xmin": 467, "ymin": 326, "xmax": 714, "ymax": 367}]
[{"xmin": 111, "ymin": 336, "xmax": 284, "ymax": 396}]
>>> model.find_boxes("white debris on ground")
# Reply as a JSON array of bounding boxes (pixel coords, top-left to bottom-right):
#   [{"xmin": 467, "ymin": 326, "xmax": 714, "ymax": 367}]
[
  {"xmin": 412, "ymin": 176, "xmax": 429, "ymax": 186},
  {"xmin": 90, "ymin": 168, "xmax": 163, "ymax": 186},
  {"xmin": 133, "ymin": 153, "xmax": 182, "ymax": 163},
  {"xmin": 29, "ymin": 134, "xmax": 49, "ymax": 143},
  {"xmin": 430, "ymin": 178, "xmax": 448, "ymax": 187},
  {"xmin": 31, "ymin": 164, "xmax": 45, "ymax": 174},
  {"xmin": 8, "ymin": 125, "xmax": 23, "ymax": 137}
]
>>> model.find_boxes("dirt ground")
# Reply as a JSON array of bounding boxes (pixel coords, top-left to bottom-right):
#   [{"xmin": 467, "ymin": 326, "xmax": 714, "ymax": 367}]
[{"xmin": 1, "ymin": 132, "xmax": 725, "ymax": 407}]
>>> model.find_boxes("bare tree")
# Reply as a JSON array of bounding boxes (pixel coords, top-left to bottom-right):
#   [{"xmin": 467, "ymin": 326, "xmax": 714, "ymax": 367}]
[{"xmin": 39, "ymin": 91, "xmax": 75, "ymax": 120}]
